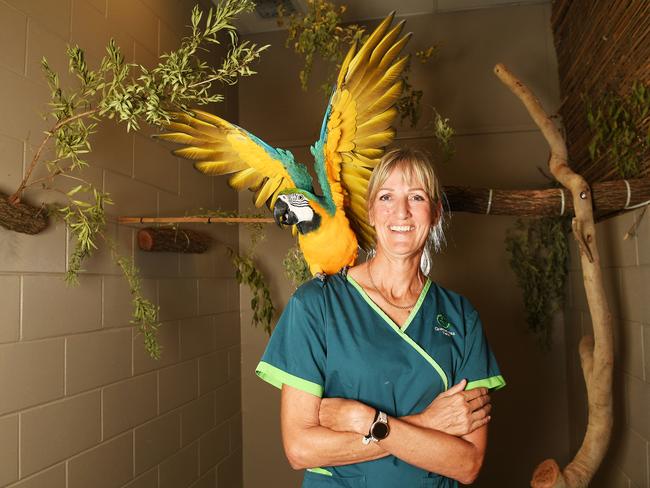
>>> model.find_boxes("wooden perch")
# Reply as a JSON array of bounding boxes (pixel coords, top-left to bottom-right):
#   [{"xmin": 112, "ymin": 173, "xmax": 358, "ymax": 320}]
[
  {"xmin": 494, "ymin": 63, "xmax": 613, "ymax": 487},
  {"xmin": 120, "ymin": 216, "xmax": 274, "ymax": 224},
  {"xmin": 137, "ymin": 227, "xmax": 212, "ymax": 253},
  {"xmin": 0, "ymin": 193, "xmax": 49, "ymax": 234},
  {"xmin": 444, "ymin": 177, "xmax": 650, "ymax": 217}
]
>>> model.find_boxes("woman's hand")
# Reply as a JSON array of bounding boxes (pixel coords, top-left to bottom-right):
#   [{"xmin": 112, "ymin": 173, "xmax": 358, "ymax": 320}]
[
  {"xmin": 414, "ymin": 379, "xmax": 492, "ymax": 437},
  {"xmin": 319, "ymin": 398, "xmax": 375, "ymax": 435}
]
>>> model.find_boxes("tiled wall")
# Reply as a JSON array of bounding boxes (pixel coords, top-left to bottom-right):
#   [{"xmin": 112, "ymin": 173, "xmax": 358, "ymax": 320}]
[
  {"xmin": 0, "ymin": 1, "xmax": 242, "ymax": 487},
  {"xmin": 565, "ymin": 210, "xmax": 650, "ymax": 487}
]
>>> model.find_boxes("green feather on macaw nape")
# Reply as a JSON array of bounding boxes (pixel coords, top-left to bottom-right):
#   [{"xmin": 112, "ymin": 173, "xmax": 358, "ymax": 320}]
[
  {"xmin": 309, "ymin": 101, "xmax": 337, "ymax": 216},
  {"xmin": 159, "ymin": 11, "xmax": 410, "ymax": 276},
  {"xmin": 310, "ymin": 138, "xmax": 337, "ymax": 216},
  {"xmin": 245, "ymin": 129, "xmax": 315, "ymax": 193}
]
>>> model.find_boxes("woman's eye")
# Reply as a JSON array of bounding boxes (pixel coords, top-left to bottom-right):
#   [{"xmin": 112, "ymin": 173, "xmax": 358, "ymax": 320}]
[
  {"xmin": 411, "ymin": 194, "xmax": 426, "ymax": 201},
  {"xmin": 379, "ymin": 194, "xmax": 390, "ymax": 201}
]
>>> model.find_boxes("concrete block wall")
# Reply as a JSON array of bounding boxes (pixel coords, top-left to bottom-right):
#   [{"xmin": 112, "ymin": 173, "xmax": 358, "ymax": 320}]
[
  {"xmin": 565, "ymin": 209, "xmax": 650, "ymax": 487},
  {"xmin": 0, "ymin": 1, "xmax": 242, "ymax": 487}
]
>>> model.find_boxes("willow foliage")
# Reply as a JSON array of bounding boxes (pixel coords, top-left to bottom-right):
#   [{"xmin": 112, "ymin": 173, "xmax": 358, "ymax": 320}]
[
  {"xmin": 30, "ymin": 0, "xmax": 266, "ymax": 357},
  {"xmin": 505, "ymin": 217, "xmax": 571, "ymax": 349}
]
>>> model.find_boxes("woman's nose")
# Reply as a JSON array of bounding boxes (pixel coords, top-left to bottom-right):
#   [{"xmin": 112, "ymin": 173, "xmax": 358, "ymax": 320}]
[{"xmin": 395, "ymin": 197, "xmax": 410, "ymax": 219}]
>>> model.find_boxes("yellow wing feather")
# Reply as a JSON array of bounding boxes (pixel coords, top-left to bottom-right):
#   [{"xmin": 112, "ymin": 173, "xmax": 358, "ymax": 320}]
[
  {"xmin": 319, "ymin": 13, "xmax": 411, "ymax": 251},
  {"xmin": 156, "ymin": 110, "xmax": 306, "ymax": 210}
]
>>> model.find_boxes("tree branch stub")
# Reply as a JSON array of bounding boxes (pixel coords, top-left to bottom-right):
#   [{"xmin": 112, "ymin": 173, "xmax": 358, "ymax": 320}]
[{"xmin": 0, "ymin": 193, "xmax": 49, "ymax": 234}]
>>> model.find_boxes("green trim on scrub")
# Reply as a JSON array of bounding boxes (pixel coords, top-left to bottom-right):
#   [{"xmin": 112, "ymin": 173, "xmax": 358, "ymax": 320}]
[
  {"xmin": 346, "ymin": 275, "xmax": 449, "ymax": 390},
  {"xmin": 307, "ymin": 468, "xmax": 333, "ymax": 476},
  {"xmin": 466, "ymin": 375, "xmax": 506, "ymax": 391},
  {"xmin": 256, "ymin": 361, "xmax": 324, "ymax": 397}
]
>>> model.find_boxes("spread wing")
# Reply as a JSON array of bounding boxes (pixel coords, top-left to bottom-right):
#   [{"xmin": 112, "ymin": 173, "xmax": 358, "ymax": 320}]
[
  {"xmin": 156, "ymin": 109, "xmax": 313, "ymax": 210},
  {"xmin": 312, "ymin": 12, "xmax": 411, "ymax": 251}
]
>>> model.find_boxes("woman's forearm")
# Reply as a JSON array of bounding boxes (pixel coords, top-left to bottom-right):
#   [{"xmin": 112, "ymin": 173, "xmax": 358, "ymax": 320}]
[
  {"xmin": 378, "ymin": 416, "xmax": 485, "ymax": 484},
  {"xmin": 290, "ymin": 409, "xmax": 482, "ymax": 481},
  {"xmin": 283, "ymin": 424, "xmax": 388, "ymax": 470},
  {"xmin": 290, "ymin": 415, "xmax": 483, "ymax": 482}
]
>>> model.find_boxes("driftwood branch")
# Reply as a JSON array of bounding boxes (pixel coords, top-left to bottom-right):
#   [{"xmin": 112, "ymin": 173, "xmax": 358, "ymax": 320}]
[
  {"xmin": 494, "ymin": 63, "xmax": 613, "ymax": 487},
  {"xmin": 0, "ymin": 192, "xmax": 49, "ymax": 234}
]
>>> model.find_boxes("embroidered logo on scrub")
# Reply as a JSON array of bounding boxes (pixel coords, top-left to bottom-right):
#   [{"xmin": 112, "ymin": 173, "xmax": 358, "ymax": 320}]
[{"xmin": 435, "ymin": 313, "xmax": 456, "ymax": 336}]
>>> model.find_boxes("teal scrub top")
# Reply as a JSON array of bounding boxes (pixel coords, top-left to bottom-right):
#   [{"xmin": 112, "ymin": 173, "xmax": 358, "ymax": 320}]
[{"xmin": 256, "ymin": 273, "xmax": 506, "ymax": 488}]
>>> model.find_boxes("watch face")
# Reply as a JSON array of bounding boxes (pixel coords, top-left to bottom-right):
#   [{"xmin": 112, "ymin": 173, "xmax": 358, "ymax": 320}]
[{"xmin": 372, "ymin": 422, "xmax": 389, "ymax": 439}]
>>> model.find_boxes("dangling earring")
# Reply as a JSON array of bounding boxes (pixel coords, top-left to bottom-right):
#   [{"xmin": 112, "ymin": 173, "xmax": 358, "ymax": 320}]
[
  {"xmin": 420, "ymin": 245, "xmax": 432, "ymax": 276},
  {"xmin": 420, "ymin": 208, "xmax": 446, "ymax": 276}
]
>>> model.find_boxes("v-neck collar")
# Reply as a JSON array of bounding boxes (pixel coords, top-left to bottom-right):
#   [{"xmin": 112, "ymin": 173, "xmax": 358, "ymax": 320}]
[{"xmin": 346, "ymin": 274, "xmax": 431, "ymax": 333}]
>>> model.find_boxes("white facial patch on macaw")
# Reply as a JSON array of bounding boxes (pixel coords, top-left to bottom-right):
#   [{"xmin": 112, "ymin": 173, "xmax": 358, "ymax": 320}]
[{"xmin": 282, "ymin": 193, "xmax": 314, "ymax": 223}]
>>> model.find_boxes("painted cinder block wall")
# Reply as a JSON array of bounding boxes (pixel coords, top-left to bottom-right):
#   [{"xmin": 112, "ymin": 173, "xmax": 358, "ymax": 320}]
[
  {"xmin": 565, "ymin": 210, "xmax": 650, "ymax": 488},
  {"xmin": 0, "ymin": 1, "xmax": 242, "ymax": 487},
  {"xmin": 239, "ymin": 2, "xmax": 572, "ymax": 487}
]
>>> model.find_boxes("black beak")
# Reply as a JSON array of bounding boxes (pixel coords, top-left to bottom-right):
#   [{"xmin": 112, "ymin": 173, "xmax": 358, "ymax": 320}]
[
  {"xmin": 273, "ymin": 199, "xmax": 290, "ymax": 226},
  {"xmin": 273, "ymin": 199, "xmax": 299, "ymax": 227}
]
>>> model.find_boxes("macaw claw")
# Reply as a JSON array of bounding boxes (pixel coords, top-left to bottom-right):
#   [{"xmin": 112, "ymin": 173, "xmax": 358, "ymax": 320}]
[{"xmin": 315, "ymin": 272, "xmax": 328, "ymax": 282}]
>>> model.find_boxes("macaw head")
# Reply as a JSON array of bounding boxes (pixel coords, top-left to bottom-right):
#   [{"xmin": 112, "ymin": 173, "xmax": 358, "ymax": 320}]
[{"xmin": 273, "ymin": 189, "xmax": 322, "ymax": 235}]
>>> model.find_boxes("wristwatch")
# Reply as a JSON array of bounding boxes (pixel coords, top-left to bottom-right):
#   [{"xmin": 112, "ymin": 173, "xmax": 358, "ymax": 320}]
[{"xmin": 362, "ymin": 409, "xmax": 390, "ymax": 444}]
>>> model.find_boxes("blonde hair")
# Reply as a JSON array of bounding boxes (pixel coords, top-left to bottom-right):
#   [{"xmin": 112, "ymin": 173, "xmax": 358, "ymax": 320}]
[{"xmin": 367, "ymin": 148, "xmax": 443, "ymax": 215}]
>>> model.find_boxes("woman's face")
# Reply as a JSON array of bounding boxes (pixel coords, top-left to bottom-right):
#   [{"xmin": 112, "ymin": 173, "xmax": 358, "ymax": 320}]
[{"xmin": 368, "ymin": 165, "xmax": 435, "ymax": 259}]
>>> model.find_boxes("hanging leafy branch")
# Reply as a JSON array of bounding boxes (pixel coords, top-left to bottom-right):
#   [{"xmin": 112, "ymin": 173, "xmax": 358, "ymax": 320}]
[
  {"xmin": 2, "ymin": 0, "xmax": 267, "ymax": 357},
  {"xmin": 58, "ymin": 187, "xmax": 113, "ymax": 283},
  {"xmin": 111, "ymin": 245, "xmax": 161, "ymax": 359},
  {"xmin": 229, "ymin": 250, "xmax": 276, "ymax": 334},
  {"xmin": 277, "ymin": 0, "xmax": 444, "ymax": 129},
  {"xmin": 430, "ymin": 108, "xmax": 456, "ymax": 162},
  {"xmin": 278, "ymin": 0, "xmax": 364, "ymax": 93},
  {"xmin": 505, "ymin": 216, "xmax": 571, "ymax": 349},
  {"xmin": 283, "ymin": 246, "xmax": 312, "ymax": 289},
  {"xmin": 199, "ymin": 208, "xmax": 276, "ymax": 334}
]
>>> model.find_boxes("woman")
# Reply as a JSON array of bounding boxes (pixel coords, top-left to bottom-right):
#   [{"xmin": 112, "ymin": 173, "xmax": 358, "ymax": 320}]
[{"xmin": 256, "ymin": 148, "xmax": 506, "ymax": 487}]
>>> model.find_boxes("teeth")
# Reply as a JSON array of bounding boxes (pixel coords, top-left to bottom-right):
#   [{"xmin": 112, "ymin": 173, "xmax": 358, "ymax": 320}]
[{"xmin": 390, "ymin": 226, "xmax": 414, "ymax": 232}]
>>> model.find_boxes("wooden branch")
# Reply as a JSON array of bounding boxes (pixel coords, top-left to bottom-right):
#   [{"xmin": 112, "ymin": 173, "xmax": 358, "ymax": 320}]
[
  {"xmin": 495, "ymin": 63, "xmax": 613, "ymax": 488},
  {"xmin": 9, "ymin": 108, "xmax": 99, "ymax": 205},
  {"xmin": 137, "ymin": 228, "xmax": 212, "ymax": 253},
  {"xmin": 0, "ymin": 193, "xmax": 49, "ymax": 234},
  {"xmin": 119, "ymin": 216, "xmax": 274, "ymax": 224},
  {"xmin": 444, "ymin": 177, "xmax": 650, "ymax": 217}
]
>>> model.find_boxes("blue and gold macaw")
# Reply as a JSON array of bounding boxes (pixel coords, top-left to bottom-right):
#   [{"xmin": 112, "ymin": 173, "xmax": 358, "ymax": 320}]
[{"xmin": 157, "ymin": 13, "xmax": 410, "ymax": 277}]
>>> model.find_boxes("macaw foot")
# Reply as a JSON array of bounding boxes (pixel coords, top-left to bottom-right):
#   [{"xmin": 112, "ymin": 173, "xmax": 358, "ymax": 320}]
[
  {"xmin": 315, "ymin": 272, "xmax": 328, "ymax": 282},
  {"xmin": 339, "ymin": 266, "xmax": 350, "ymax": 278}
]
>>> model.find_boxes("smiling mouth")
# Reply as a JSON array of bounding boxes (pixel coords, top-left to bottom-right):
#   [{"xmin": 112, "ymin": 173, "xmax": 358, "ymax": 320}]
[{"xmin": 389, "ymin": 225, "xmax": 415, "ymax": 232}]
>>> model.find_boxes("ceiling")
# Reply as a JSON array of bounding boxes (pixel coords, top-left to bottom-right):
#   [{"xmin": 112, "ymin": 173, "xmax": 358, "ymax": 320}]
[{"xmin": 230, "ymin": 0, "xmax": 548, "ymax": 34}]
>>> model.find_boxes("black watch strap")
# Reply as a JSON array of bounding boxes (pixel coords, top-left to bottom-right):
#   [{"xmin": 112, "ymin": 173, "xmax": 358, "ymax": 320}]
[{"xmin": 368, "ymin": 408, "xmax": 380, "ymax": 435}]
